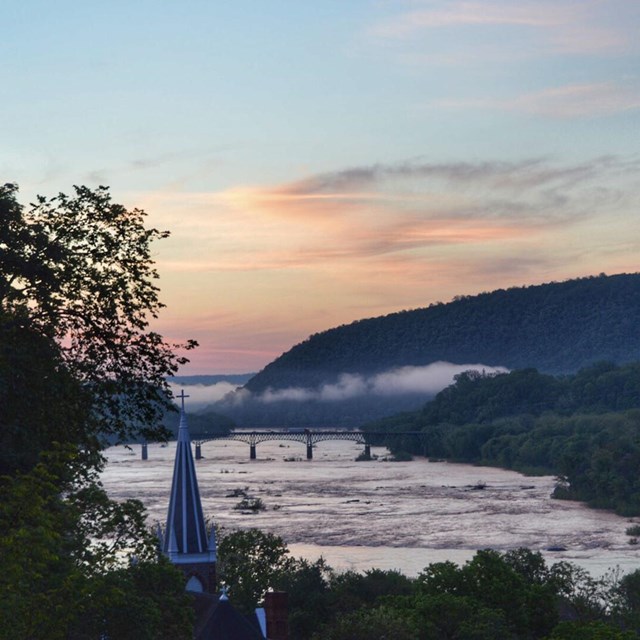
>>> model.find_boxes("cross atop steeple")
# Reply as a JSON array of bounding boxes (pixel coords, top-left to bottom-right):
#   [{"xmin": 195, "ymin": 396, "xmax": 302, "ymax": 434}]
[{"xmin": 176, "ymin": 389, "xmax": 190, "ymax": 412}]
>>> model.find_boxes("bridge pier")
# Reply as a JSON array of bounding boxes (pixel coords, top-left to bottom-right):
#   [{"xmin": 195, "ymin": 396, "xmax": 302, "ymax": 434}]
[
  {"xmin": 141, "ymin": 442, "xmax": 148, "ymax": 460},
  {"xmin": 195, "ymin": 443, "xmax": 202, "ymax": 460},
  {"xmin": 364, "ymin": 444, "xmax": 371, "ymax": 459},
  {"xmin": 250, "ymin": 444, "xmax": 257, "ymax": 460},
  {"xmin": 306, "ymin": 444, "xmax": 313, "ymax": 460}
]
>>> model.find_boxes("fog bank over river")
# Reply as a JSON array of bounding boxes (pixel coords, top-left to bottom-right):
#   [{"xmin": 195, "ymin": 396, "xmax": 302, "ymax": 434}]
[{"xmin": 101, "ymin": 440, "xmax": 640, "ymax": 577}]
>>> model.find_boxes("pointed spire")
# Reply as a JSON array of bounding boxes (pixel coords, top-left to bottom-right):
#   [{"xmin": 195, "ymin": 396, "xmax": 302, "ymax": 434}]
[{"xmin": 163, "ymin": 390, "xmax": 208, "ymax": 556}]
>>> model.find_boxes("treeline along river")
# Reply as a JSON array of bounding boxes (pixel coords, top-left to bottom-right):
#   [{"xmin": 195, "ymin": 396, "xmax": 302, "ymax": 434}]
[{"xmin": 101, "ymin": 440, "xmax": 640, "ymax": 578}]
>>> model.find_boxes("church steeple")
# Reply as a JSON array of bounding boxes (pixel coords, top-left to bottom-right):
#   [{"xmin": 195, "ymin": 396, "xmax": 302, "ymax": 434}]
[{"xmin": 163, "ymin": 390, "xmax": 216, "ymax": 593}]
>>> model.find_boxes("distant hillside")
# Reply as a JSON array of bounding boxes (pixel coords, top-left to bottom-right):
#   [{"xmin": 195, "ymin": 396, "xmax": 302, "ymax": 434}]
[
  {"xmin": 211, "ymin": 273, "xmax": 640, "ymax": 428},
  {"xmin": 246, "ymin": 273, "xmax": 640, "ymax": 393},
  {"xmin": 170, "ymin": 373, "xmax": 254, "ymax": 386}
]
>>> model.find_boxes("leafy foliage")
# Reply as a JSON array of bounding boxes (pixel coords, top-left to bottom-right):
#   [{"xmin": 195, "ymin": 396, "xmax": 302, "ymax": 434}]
[
  {"xmin": 0, "ymin": 183, "xmax": 196, "ymax": 638},
  {"xmin": 548, "ymin": 621, "xmax": 638, "ymax": 639},
  {"xmin": 217, "ymin": 528, "xmax": 294, "ymax": 613},
  {"xmin": 0, "ymin": 309, "xmax": 94, "ymax": 474},
  {"xmin": 416, "ymin": 549, "xmax": 560, "ymax": 638},
  {"xmin": 0, "ymin": 447, "xmax": 192, "ymax": 639},
  {"xmin": 298, "ymin": 548, "xmax": 640, "ymax": 640},
  {"xmin": 364, "ymin": 362, "xmax": 640, "ymax": 514},
  {"xmin": 68, "ymin": 560, "xmax": 193, "ymax": 640},
  {"xmin": 0, "ymin": 182, "xmax": 196, "ymax": 445},
  {"xmin": 275, "ymin": 557, "xmax": 333, "ymax": 639},
  {"xmin": 311, "ymin": 605, "xmax": 417, "ymax": 640}
]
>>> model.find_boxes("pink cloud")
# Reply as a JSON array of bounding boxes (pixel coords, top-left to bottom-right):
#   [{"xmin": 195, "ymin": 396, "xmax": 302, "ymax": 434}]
[
  {"xmin": 367, "ymin": 0, "xmax": 636, "ymax": 56},
  {"xmin": 435, "ymin": 82, "xmax": 640, "ymax": 118},
  {"xmin": 510, "ymin": 83, "xmax": 640, "ymax": 118},
  {"xmin": 145, "ymin": 155, "xmax": 639, "ymax": 278},
  {"xmin": 369, "ymin": 2, "xmax": 557, "ymax": 37}
]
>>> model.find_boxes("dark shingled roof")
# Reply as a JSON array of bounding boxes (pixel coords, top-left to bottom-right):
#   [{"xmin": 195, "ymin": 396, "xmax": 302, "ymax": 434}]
[{"xmin": 193, "ymin": 592, "xmax": 265, "ymax": 640}]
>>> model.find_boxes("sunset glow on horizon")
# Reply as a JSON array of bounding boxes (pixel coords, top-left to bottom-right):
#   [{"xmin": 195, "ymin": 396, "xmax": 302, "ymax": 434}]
[{"xmin": 5, "ymin": 1, "xmax": 640, "ymax": 374}]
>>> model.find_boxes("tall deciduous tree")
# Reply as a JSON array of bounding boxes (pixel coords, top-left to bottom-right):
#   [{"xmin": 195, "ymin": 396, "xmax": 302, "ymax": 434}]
[
  {"xmin": 218, "ymin": 528, "xmax": 294, "ymax": 613},
  {"xmin": 0, "ymin": 307, "xmax": 93, "ymax": 474},
  {"xmin": 0, "ymin": 183, "xmax": 196, "ymax": 446},
  {"xmin": 0, "ymin": 183, "xmax": 196, "ymax": 638}
]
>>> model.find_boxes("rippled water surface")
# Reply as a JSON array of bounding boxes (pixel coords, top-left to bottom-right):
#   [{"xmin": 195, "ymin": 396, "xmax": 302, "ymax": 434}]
[{"xmin": 101, "ymin": 440, "xmax": 640, "ymax": 577}]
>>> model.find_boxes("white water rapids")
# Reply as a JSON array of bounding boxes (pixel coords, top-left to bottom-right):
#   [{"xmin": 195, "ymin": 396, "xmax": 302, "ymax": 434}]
[{"xmin": 101, "ymin": 440, "xmax": 640, "ymax": 577}]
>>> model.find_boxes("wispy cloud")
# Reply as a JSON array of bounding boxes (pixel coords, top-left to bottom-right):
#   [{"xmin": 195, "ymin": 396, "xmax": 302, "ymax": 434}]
[
  {"xmin": 141, "ymin": 155, "xmax": 639, "ymax": 277},
  {"xmin": 256, "ymin": 157, "xmax": 614, "ymax": 194},
  {"xmin": 508, "ymin": 83, "xmax": 640, "ymax": 118},
  {"xmin": 369, "ymin": 3, "xmax": 560, "ymax": 37},
  {"xmin": 436, "ymin": 82, "xmax": 640, "ymax": 118},
  {"xmin": 368, "ymin": 0, "xmax": 637, "ymax": 56},
  {"xmin": 225, "ymin": 155, "xmax": 636, "ymax": 222}
]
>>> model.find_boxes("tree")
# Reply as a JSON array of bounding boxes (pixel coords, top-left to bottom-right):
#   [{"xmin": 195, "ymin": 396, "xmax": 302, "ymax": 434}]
[
  {"xmin": 0, "ymin": 446, "xmax": 192, "ymax": 639},
  {"xmin": 310, "ymin": 605, "xmax": 417, "ymax": 640},
  {"xmin": 68, "ymin": 560, "xmax": 193, "ymax": 640},
  {"xmin": 0, "ymin": 308, "xmax": 93, "ymax": 475},
  {"xmin": 0, "ymin": 447, "xmax": 83, "ymax": 638},
  {"xmin": 0, "ymin": 183, "xmax": 196, "ymax": 447},
  {"xmin": 0, "ymin": 183, "xmax": 196, "ymax": 637},
  {"xmin": 385, "ymin": 592, "xmax": 514, "ymax": 640},
  {"xmin": 547, "ymin": 621, "xmax": 638, "ymax": 640},
  {"xmin": 217, "ymin": 529, "xmax": 294, "ymax": 613},
  {"xmin": 277, "ymin": 557, "xmax": 333, "ymax": 640},
  {"xmin": 416, "ymin": 550, "xmax": 560, "ymax": 638},
  {"xmin": 329, "ymin": 568, "xmax": 414, "ymax": 616}
]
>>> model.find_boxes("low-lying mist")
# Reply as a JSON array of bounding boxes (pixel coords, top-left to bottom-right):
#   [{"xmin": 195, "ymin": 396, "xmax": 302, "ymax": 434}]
[
  {"xmin": 180, "ymin": 361, "xmax": 508, "ymax": 428},
  {"xmin": 167, "ymin": 380, "xmax": 242, "ymax": 408},
  {"xmin": 230, "ymin": 361, "xmax": 508, "ymax": 405}
]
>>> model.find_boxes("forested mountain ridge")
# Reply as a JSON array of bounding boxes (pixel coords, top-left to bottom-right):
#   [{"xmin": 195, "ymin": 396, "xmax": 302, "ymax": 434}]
[{"xmin": 245, "ymin": 272, "xmax": 640, "ymax": 392}]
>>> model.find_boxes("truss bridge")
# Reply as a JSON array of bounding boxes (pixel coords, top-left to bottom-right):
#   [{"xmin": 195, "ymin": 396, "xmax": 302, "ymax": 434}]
[
  {"xmin": 140, "ymin": 429, "xmax": 426, "ymax": 461},
  {"xmin": 189, "ymin": 429, "xmax": 425, "ymax": 460}
]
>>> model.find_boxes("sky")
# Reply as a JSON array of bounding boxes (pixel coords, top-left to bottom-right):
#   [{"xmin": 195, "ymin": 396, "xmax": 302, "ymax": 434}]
[{"xmin": 4, "ymin": 1, "xmax": 640, "ymax": 374}]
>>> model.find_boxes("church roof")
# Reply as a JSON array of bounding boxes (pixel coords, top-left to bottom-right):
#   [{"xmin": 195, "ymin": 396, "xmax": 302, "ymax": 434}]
[
  {"xmin": 163, "ymin": 392, "xmax": 211, "ymax": 556},
  {"xmin": 192, "ymin": 592, "xmax": 266, "ymax": 640}
]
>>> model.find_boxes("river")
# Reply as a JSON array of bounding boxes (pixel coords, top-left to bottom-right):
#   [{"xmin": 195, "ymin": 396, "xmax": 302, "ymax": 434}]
[{"xmin": 100, "ymin": 440, "xmax": 640, "ymax": 578}]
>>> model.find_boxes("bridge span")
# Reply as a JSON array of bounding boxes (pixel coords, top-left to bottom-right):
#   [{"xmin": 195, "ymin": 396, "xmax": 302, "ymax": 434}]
[{"xmin": 140, "ymin": 429, "xmax": 425, "ymax": 460}]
